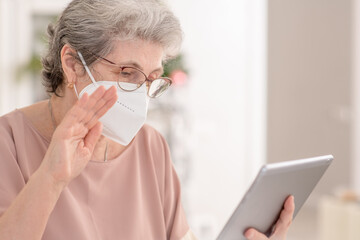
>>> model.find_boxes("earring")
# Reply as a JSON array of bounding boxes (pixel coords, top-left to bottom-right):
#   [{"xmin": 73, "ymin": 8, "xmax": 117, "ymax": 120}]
[{"xmin": 67, "ymin": 82, "xmax": 74, "ymax": 89}]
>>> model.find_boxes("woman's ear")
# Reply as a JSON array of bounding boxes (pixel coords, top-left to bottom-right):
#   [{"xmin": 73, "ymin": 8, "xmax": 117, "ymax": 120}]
[{"xmin": 61, "ymin": 44, "xmax": 81, "ymax": 85}]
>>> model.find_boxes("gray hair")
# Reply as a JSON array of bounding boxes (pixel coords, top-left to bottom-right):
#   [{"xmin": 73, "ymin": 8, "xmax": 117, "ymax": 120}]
[{"xmin": 42, "ymin": 0, "xmax": 183, "ymax": 96}]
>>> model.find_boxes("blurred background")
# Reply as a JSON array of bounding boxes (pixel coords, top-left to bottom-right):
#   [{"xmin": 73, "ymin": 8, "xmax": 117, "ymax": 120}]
[{"xmin": 0, "ymin": 0, "xmax": 359, "ymax": 239}]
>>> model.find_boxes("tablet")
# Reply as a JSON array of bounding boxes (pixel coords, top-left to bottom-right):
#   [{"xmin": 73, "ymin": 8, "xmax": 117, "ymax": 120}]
[{"xmin": 216, "ymin": 155, "xmax": 333, "ymax": 240}]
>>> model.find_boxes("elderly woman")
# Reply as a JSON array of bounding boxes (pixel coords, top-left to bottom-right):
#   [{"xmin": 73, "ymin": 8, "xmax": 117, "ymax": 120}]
[{"xmin": 0, "ymin": 0, "xmax": 294, "ymax": 239}]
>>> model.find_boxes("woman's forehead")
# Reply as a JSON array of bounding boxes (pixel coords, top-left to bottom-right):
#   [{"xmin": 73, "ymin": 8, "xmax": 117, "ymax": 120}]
[{"xmin": 106, "ymin": 39, "xmax": 164, "ymax": 71}]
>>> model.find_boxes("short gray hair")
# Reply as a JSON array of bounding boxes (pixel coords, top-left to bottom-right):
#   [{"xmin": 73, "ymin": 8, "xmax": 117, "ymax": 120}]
[{"xmin": 42, "ymin": 0, "xmax": 183, "ymax": 96}]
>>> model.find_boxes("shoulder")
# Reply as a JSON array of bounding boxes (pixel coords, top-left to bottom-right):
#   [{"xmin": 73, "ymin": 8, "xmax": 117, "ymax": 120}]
[
  {"xmin": 0, "ymin": 110, "xmax": 24, "ymax": 158},
  {"xmin": 134, "ymin": 123, "xmax": 172, "ymax": 169},
  {"xmin": 0, "ymin": 109, "xmax": 37, "ymax": 137},
  {"xmin": 0, "ymin": 107, "xmax": 47, "ymax": 156},
  {"xmin": 0, "ymin": 110, "xmax": 23, "ymax": 136},
  {"xmin": 136, "ymin": 124, "xmax": 169, "ymax": 149}
]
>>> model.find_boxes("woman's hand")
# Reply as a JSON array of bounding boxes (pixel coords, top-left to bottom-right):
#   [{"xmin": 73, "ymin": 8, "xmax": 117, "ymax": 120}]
[
  {"xmin": 39, "ymin": 85, "xmax": 117, "ymax": 187},
  {"xmin": 244, "ymin": 196, "xmax": 295, "ymax": 240}
]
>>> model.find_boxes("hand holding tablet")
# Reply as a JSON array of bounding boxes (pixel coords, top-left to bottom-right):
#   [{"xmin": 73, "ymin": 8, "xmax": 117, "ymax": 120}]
[
  {"xmin": 217, "ymin": 155, "xmax": 333, "ymax": 240},
  {"xmin": 244, "ymin": 195, "xmax": 295, "ymax": 240}
]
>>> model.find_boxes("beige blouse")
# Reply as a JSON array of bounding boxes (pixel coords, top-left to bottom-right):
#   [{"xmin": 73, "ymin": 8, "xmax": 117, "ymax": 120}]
[{"xmin": 0, "ymin": 109, "xmax": 196, "ymax": 240}]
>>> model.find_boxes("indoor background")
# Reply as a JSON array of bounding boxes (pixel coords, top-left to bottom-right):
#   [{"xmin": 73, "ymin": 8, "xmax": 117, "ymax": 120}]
[{"xmin": 0, "ymin": 0, "xmax": 358, "ymax": 240}]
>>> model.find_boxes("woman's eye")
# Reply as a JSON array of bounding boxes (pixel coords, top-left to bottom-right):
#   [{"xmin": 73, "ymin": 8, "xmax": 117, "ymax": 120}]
[
  {"xmin": 120, "ymin": 71, "xmax": 131, "ymax": 77},
  {"xmin": 119, "ymin": 70, "xmax": 139, "ymax": 83}
]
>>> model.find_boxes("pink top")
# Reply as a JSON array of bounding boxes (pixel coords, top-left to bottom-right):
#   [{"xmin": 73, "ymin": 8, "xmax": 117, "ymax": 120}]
[{"xmin": 0, "ymin": 109, "xmax": 191, "ymax": 240}]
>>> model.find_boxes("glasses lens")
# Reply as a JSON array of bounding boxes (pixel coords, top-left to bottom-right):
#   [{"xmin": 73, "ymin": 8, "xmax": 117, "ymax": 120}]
[
  {"xmin": 117, "ymin": 67, "xmax": 146, "ymax": 91},
  {"xmin": 148, "ymin": 78, "xmax": 171, "ymax": 98}
]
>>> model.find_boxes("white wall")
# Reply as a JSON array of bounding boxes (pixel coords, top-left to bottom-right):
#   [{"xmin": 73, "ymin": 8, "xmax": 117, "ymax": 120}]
[
  {"xmin": 167, "ymin": 0, "xmax": 267, "ymax": 238},
  {"xmin": 0, "ymin": 0, "xmax": 71, "ymax": 114},
  {"xmin": 353, "ymin": 0, "xmax": 360, "ymax": 193},
  {"xmin": 267, "ymin": 0, "xmax": 352, "ymax": 208}
]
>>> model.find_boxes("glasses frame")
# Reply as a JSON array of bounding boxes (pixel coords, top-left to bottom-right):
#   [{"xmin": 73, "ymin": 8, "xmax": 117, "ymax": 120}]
[{"xmin": 85, "ymin": 52, "xmax": 172, "ymax": 98}]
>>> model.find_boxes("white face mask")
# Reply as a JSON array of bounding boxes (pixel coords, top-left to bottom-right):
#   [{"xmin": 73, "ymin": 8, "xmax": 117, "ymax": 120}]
[{"xmin": 75, "ymin": 52, "xmax": 149, "ymax": 146}]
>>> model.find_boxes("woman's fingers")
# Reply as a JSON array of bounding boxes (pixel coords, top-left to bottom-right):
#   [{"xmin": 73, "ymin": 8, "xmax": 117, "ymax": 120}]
[
  {"xmin": 63, "ymin": 86, "xmax": 116, "ymax": 129},
  {"xmin": 244, "ymin": 196, "xmax": 295, "ymax": 240},
  {"xmin": 85, "ymin": 94, "xmax": 117, "ymax": 129},
  {"xmin": 244, "ymin": 228, "xmax": 268, "ymax": 240},
  {"xmin": 84, "ymin": 121, "xmax": 103, "ymax": 152},
  {"xmin": 272, "ymin": 195, "xmax": 295, "ymax": 238},
  {"xmin": 81, "ymin": 86, "xmax": 116, "ymax": 123},
  {"xmin": 58, "ymin": 93, "xmax": 89, "ymax": 134},
  {"xmin": 77, "ymin": 86, "xmax": 106, "ymax": 123},
  {"xmin": 82, "ymin": 85, "xmax": 107, "ymax": 111},
  {"xmin": 84, "ymin": 86, "xmax": 117, "ymax": 128}
]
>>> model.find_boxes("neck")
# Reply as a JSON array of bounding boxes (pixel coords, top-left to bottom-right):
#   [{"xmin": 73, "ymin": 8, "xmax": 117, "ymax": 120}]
[{"xmin": 49, "ymin": 90, "xmax": 77, "ymax": 128}]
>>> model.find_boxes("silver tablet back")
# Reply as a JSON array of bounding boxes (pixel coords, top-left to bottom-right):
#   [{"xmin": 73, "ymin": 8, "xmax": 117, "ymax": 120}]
[{"xmin": 217, "ymin": 155, "xmax": 333, "ymax": 240}]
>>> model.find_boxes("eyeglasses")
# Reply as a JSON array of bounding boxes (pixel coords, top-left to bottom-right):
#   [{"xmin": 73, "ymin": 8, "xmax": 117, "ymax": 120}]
[{"xmin": 81, "ymin": 52, "xmax": 172, "ymax": 98}]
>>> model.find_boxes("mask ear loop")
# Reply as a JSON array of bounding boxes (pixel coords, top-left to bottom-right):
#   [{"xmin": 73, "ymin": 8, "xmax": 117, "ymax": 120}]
[
  {"xmin": 73, "ymin": 84, "xmax": 80, "ymax": 99},
  {"xmin": 77, "ymin": 51, "xmax": 99, "ymax": 87}
]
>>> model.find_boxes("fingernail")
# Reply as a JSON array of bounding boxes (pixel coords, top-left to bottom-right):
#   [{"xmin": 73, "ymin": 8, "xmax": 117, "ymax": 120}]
[{"xmin": 245, "ymin": 230, "xmax": 254, "ymax": 239}]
